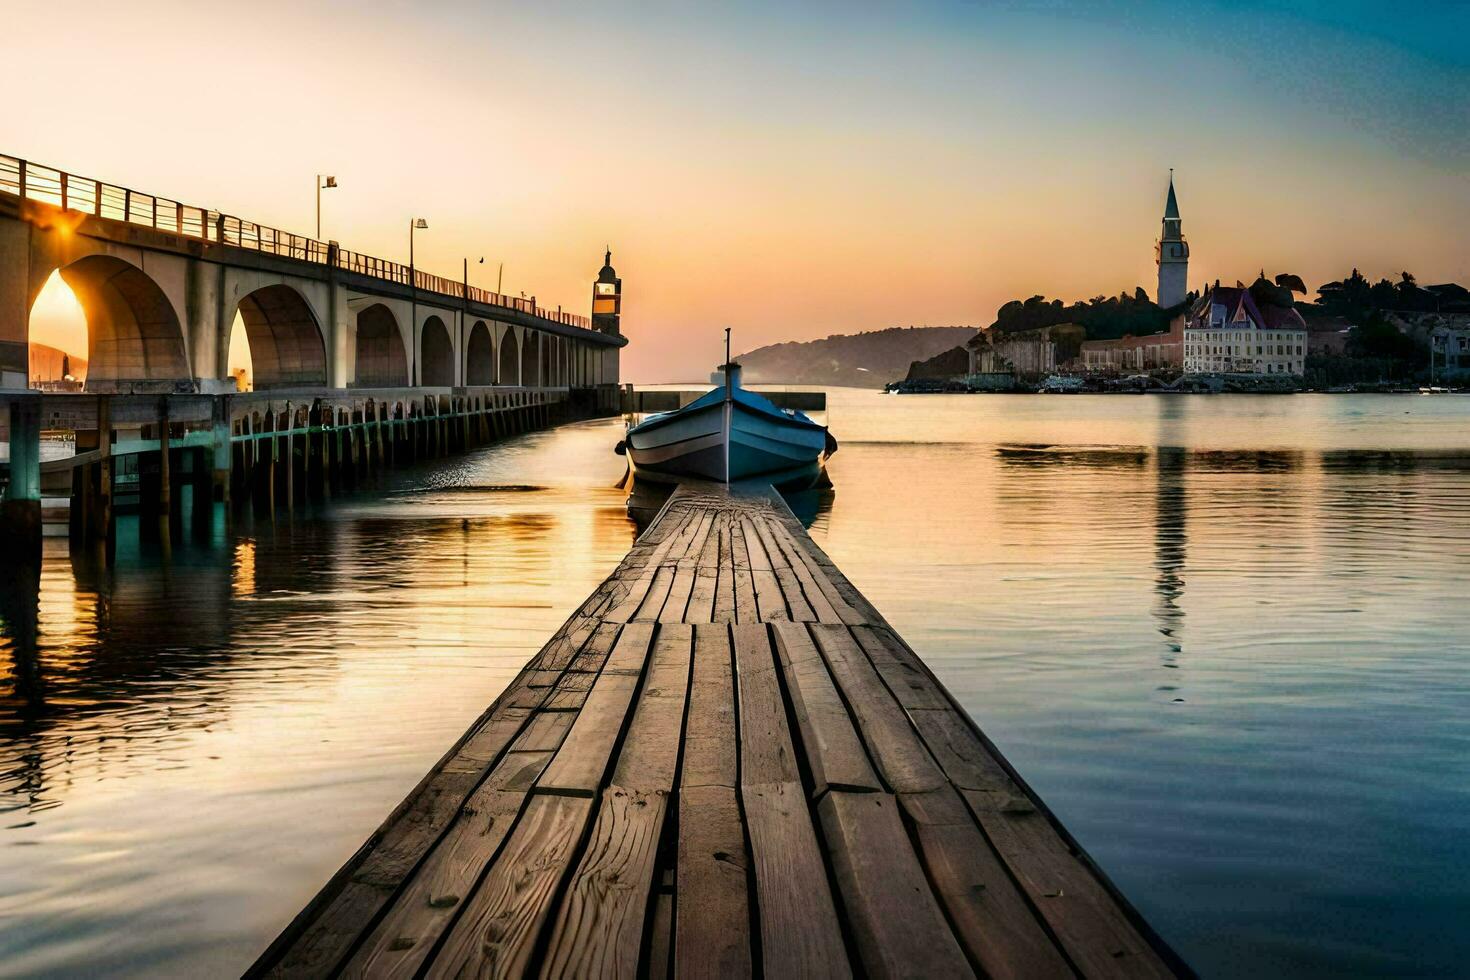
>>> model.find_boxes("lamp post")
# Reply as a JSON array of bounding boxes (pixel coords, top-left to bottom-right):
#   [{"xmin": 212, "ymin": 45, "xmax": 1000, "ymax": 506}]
[
  {"xmin": 462, "ymin": 257, "xmax": 483, "ymax": 384},
  {"xmin": 315, "ymin": 175, "xmax": 337, "ymax": 240},
  {"xmin": 410, "ymin": 218, "xmax": 428, "ymax": 382}
]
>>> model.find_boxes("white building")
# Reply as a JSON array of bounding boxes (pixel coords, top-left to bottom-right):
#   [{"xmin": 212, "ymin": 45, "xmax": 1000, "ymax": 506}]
[{"xmin": 1184, "ymin": 283, "xmax": 1307, "ymax": 376}]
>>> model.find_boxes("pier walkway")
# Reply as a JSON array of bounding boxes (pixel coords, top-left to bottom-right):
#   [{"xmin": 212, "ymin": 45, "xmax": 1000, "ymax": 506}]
[{"xmin": 252, "ymin": 483, "xmax": 1184, "ymax": 979}]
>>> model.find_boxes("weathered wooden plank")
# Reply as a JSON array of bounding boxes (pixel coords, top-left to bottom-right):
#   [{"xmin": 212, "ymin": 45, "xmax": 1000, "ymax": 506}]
[
  {"xmin": 680, "ymin": 508, "xmax": 717, "ymax": 561},
  {"xmin": 542, "ymin": 670, "xmax": 597, "ymax": 712},
  {"xmin": 541, "ymin": 625, "xmax": 693, "ymax": 977},
  {"xmin": 646, "ymin": 877, "xmax": 674, "ymax": 980},
  {"xmin": 664, "ymin": 511, "xmax": 714, "ymax": 625},
  {"xmin": 960, "ymin": 787, "xmax": 1175, "ymax": 979},
  {"xmin": 817, "ymin": 791, "xmax": 973, "ymax": 978},
  {"xmin": 713, "ymin": 514, "xmax": 737, "ymax": 624},
  {"xmin": 852, "ymin": 625, "xmax": 951, "ymax": 710},
  {"xmin": 770, "ymin": 621, "xmax": 880, "ymax": 795},
  {"xmin": 683, "ymin": 625, "xmax": 738, "ymax": 790},
  {"xmin": 676, "ymin": 785, "xmax": 752, "ymax": 979},
  {"xmin": 765, "ymin": 513, "xmax": 869, "ymax": 625},
  {"xmin": 743, "ymin": 517, "xmax": 790, "ymax": 621},
  {"xmin": 426, "ymin": 793, "xmax": 593, "ymax": 979},
  {"xmin": 538, "ymin": 787, "xmax": 668, "ymax": 979},
  {"xmin": 732, "ymin": 623, "xmax": 849, "ymax": 977},
  {"xmin": 605, "ymin": 511, "xmax": 699, "ymax": 622},
  {"xmin": 898, "ymin": 787, "xmax": 1072, "ymax": 980},
  {"xmin": 808, "ymin": 624, "xmax": 947, "ymax": 794},
  {"xmin": 742, "ymin": 782, "xmax": 851, "ymax": 979},
  {"xmin": 729, "ymin": 520, "xmax": 760, "ymax": 624},
  {"xmin": 514, "ymin": 710, "xmax": 581, "ymax": 753},
  {"xmin": 633, "ymin": 564, "xmax": 676, "ymax": 621},
  {"xmin": 341, "ymin": 728, "xmax": 572, "ymax": 980},
  {"xmin": 731, "ymin": 623, "xmax": 800, "ymax": 785},
  {"xmin": 676, "ymin": 624, "xmax": 751, "ymax": 977},
  {"xmin": 753, "ymin": 515, "xmax": 817, "ymax": 622},
  {"xmin": 684, "ymin": 511, "xmax": 723, "ymax": 624},
  {"xmin": 563, "ymin": 621, "xmax": 622, "ymax": 675},
  {"xmin": 537, "ymin": 622, "xmax": 655, "ymax": 795},
  {"xmin": 528, "ymin": 614, "xmax": 604, "ymax": 672},
  {"xmin": 761, "ymin": 516, "xmax": 844, "ymax": 623},
  {"xmin": 661, "ymin": 552, "xmax": 698, "ymax": 623}
]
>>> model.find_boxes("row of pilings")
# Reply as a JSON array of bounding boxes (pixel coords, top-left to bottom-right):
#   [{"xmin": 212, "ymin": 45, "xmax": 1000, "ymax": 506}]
[
  {"xmin": 230, "ymin": 390, "xmax": 571, "ymax": 515},
  {"xmin": 0, "ymin": 385, "xmax": 619, "ymax": 565}
]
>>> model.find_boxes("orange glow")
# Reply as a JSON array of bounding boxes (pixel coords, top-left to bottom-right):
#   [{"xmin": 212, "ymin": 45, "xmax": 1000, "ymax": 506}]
[
  {"xmin": 5, "ymin": 3, "xmax": 1466, "ymax": 382},
  {"xmin": 228, "ymin": 313, "xmax": 254, "ymax": 391},
  {"xmin": 28, "ymin": 270, "xmax": 88, "ymax": 383}
]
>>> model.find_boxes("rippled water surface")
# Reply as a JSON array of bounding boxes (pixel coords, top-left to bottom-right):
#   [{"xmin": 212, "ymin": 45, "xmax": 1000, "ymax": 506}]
[{"xmin": 4, "ymin": 392, "xmax": 1470, "ymax": 977}]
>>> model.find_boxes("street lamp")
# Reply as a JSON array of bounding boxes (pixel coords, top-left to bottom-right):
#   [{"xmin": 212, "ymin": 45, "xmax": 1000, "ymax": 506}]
[
  {"xmin": 410, "ymin": 217, "xmax": 428, "ymax": 266},
  {"xmin": 410, "ymin": 218, "xmax": 429, "ymax": 383},
  {"xmin": 315, "ymin": 175, "xmax": 337, "ymax": 239}
]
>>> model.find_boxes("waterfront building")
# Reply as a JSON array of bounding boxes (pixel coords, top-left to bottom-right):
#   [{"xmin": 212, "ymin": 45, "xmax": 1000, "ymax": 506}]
[
  {"xmin": 1306, "ymin": 317, "xmax": 1354, "ymax": 356},
  {"xmin": 1156, "ymin": 173, "xmax": 1189, "ymax": 309},
  {"xmin": 1430, "ymin": 323, "xmax": 1470, "ymax": 380},
  {"xmin": 967, "ymin": 324, "xmax": 1058, "ymax": 377},
  {"xmin": 1183, "ymin": 282, "xmax": 1307, "ymax": 376},
  {"xmin": 1079, "ymin": 316, "xmax": 1183, "ymax": 373}
]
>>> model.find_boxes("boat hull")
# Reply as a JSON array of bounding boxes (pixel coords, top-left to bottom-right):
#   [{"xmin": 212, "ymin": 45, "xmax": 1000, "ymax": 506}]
[{"xmin": 626, "ymin": 397, "xmax": 829, "ymax": 484}]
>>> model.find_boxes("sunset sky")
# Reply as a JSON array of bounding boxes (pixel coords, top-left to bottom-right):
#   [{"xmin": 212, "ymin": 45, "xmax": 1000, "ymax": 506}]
[{"xmin": 10, "ymin": 0, "xmax": 1469, "ymax": 381}]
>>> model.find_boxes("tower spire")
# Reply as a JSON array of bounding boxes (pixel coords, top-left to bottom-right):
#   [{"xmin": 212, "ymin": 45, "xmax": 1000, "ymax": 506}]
[{"xmin": 1156, "ymin": 170, "xmax": 1189, "ymax": 308}]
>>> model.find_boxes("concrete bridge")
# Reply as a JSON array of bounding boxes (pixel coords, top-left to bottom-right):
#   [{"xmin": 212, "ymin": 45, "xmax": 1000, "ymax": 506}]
[{"xmin": 0, "ymin": 153, "xmax": 628, "ymax": 556}]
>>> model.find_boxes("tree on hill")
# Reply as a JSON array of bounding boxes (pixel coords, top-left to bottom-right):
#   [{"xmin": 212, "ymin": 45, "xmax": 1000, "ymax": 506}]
[
  {"xmin": 989, "ymin": 288, "xmax": 1189, "ymax": 342},
  {"xmin": 1310, "ymin": 268, "xmax": 1468, "ymax": 319}
]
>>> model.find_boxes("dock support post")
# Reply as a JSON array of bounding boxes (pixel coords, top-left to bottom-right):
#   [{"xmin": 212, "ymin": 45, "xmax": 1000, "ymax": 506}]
[
  {"xmin": 93, "ymin": 396, "xmax": 114, "ymax": 555},
  {"xmin": 373, "ymin": 403, "xmax": 385, "ymax": 471},
  {"xmin": 253, "ymin": 411, "xmax": 274, "ymax": 517},
  {"xmin": 212, "ymin": 395, "xmax": 231, "ymax": 506},
  {"xmin": 1, "ymin": 394, "xmax": 43, "ymax": 567},
  {"xmin": 157, "ymin": 398, "xmax": 172, "ymax": 521},
  {"xmin": 284, "ymin": 402, "xmax": 295, "ymax": 510}
]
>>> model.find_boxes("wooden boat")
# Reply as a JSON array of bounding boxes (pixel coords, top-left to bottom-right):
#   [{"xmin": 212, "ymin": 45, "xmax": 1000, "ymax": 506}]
[{"xmin": 619, "ymin": 362, "xmax": 836, "ymax": 487}]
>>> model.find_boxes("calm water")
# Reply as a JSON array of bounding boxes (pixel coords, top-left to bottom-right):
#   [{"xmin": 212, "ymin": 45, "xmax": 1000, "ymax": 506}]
[{"xmin": 4, "ymin": 392, "xmax": 1470, "ymax": 977}]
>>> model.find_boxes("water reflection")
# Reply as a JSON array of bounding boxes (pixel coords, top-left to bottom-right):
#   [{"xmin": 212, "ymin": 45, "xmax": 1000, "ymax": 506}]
[
  {"xmin": 1152, "ymin": 447, "xmax": 1187, "ymax": 673},
  {"xmin": 5, "ymin": 396, "xmax": 1470, "ymax": 978},
  {"xmin": 0, "ymin": 420, "xmax": 637, "ymax": 978},
  {"xmin": 805, "ymin": 391, "xmax": 1470, "ymax": 979}
]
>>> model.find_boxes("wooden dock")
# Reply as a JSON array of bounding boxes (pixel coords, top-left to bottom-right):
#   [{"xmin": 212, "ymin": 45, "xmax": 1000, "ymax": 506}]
[{"xmin": 251, "ymin": 483, "xmax": 1186, "ymax": 979}]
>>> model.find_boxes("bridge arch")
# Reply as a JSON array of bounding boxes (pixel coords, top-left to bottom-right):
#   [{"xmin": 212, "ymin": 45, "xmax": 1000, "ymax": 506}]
[
  {"xmin": 466, "ymin": 320, "xmax": 494, "ymax": 386},
  {"xmin": 233, "ymin": 285, "xmax": 327, "ymax": 388},
  {"xmin": 37, "ymin": 254, "xmax": 190, "ymax": 387},
  {"xmin": 419, "ymin": 316, "xmax": 454, "ymax": 387},
  {"xmin": 499, "ymin": 327, "xmax": 519, "ymax": 385},
  {"xmin": 354, "ymin": 304, "xmax": 408, "ymax": 387}
]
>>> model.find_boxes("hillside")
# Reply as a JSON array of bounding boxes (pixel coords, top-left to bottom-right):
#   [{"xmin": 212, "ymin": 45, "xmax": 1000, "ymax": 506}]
[
  {"xmin": 736, "ymin": 326, "xmax": 977, "ymax": 388},
  {"xmin": 904, "ymin": 345, "xmax": 970, "ymax": 381}
]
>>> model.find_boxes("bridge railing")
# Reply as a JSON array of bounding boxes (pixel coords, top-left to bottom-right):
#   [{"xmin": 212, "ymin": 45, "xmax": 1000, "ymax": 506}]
[{"xmin": 0, "ymin": 153, "xmax": 593, "ymax": 330}]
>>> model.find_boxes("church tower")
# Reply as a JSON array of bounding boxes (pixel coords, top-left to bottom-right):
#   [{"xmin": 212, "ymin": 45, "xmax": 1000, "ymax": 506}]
[
  {"xmin": 591, "ymin": 249, "xmax": 621, "ymax": 337},
  {"xmin": 1155, "ymin": 172, "xmax": 1189, "ymax": 309}
]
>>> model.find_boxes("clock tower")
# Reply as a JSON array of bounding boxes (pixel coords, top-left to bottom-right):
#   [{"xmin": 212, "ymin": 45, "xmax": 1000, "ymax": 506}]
[
  {"xmin": 1156, "ymin": 172, "xmax": 1189, "ymax": 309},
  {"xmin": 592, "ymin": 249, "xmax": 621, "ymax": 337}
]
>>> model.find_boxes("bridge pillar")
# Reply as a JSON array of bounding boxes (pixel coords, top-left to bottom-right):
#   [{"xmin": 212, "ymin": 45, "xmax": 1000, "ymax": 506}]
[
  {"xmin": 1, "ymin": 393, "xmax": 42, "ymax": 564},
  {"xmin": 0, "ymin": 220, "xmax": 30, "ymax": 389},
  {"xmin": 158, "ymin": 399, "xmax": 172, "ymax": 519},
  {"xmin": 79, "ymin": 396, "xmax": 115, "ymax": 558},
  {"xmin": 211, "ymin": 395, "xmax": 231, "ymax": 505}
]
